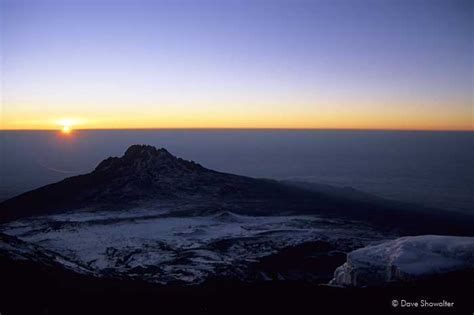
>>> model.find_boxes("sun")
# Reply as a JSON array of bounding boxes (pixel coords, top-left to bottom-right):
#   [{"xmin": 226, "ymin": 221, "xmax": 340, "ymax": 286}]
[
  {"xmin": 56, "ymin": 118, "xmax": 81, "ymax": 134},
  {"xmin": 61, "ymin": 125, "xmax": 72, "ymax": 134}
]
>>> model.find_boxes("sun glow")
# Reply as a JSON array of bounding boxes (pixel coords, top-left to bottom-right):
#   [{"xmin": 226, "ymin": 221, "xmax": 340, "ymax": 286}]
[
  {"xmin": 56, "ymin": 118, "xmax": 83, "ymax": 134},
  {"xmin": 61, "ymin": 125, "xmax": 71, "ymax": 133}
]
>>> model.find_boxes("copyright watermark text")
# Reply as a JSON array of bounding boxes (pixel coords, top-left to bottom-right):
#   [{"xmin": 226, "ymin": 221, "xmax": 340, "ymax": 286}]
[{"xmin": 391, "ymin": 299, "xmax": 454, "ymax": 308}]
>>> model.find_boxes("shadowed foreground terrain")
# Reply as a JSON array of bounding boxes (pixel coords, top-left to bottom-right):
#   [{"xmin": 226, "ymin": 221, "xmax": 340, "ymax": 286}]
[
  {"xmin": 0, "ymin": 145, "xmax": 473, "ymax": 315},
  {"xmin": 0, "ymin": 251, "xmax": 472, "ymax": 315}
]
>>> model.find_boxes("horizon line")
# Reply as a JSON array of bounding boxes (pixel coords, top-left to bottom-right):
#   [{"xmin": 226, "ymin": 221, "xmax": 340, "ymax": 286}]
[{"xmin": 0, "ymin": 127, "xmax": 473, "ymax": 132}]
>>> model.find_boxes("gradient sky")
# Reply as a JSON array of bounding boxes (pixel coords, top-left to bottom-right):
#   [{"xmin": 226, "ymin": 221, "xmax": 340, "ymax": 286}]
[{"xmin": 1, "ymin": 0, "xmax": 473, "ymax": 130}]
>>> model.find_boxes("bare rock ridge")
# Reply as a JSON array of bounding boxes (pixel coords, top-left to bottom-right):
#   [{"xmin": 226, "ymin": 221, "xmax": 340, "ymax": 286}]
[
  {"xmin": 94, "ymin": 145, "xmax": 205, "ymax": 174},
  {"xmin": 0, "ymin": 145, "xmax": 319, "ymax": 221},
  {"xmin": 0, "ymin": 232, "xmax": 91, "ymax": 275}
]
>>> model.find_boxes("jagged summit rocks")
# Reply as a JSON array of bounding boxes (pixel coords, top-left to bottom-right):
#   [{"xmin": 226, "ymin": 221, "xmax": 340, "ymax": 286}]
[
  {"xmin": 125, "ymin": 144, "xmax": 171, "ymax": 158},
  {"xmin": 94, "ymin": 145, "xmax": 205, "ymax": 175}
]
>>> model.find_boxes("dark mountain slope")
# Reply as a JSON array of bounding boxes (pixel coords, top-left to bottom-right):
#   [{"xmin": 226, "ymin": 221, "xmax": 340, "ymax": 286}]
[
  {"xmin": 0, "ymin": 145, "xmax": 329, "ymax": 220},
  {"xmin": 0, "ymin": 144, "xmax": 473, "ymax": 235}
]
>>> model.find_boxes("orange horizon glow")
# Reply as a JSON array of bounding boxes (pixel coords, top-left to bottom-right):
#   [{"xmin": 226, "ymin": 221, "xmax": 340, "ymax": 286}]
[
  {"xmin": 2, "ymin": 127, "xmax": 472, "ymax": 132},
  {"xmin": 1, "ymin": 124, "xmax": 473, "ymax": 133},
  {"xmin": 1, "ymin": 107, "xmax": 472, "ymax": 132}
]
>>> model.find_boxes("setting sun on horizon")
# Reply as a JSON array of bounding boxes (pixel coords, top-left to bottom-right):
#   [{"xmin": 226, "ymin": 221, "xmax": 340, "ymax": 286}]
[{"xmin": 56, "ymin": 118, "xmax": 83, "ymax": 134}]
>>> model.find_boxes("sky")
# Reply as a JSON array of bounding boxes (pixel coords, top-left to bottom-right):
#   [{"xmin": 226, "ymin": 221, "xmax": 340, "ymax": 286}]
[{"xmin": 1, "ymin": 0, "xmax": 473, "ymax": 130}]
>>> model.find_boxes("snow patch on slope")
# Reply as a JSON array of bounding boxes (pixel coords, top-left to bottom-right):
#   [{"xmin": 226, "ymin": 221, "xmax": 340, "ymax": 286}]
[{"xmin": 0, "ymin": 208, "xmax": 388, "ymax": 284}]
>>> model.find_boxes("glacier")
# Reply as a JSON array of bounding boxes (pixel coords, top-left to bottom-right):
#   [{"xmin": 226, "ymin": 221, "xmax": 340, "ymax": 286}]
[{"xmin": 330, "ymin": 235, "xmax": 474, "ymax": 287}]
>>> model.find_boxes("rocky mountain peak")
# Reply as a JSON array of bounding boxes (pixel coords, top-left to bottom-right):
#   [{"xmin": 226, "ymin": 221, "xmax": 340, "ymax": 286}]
[
  {"xmin": 94, "ymin": 145, "xmax": 204, "ymax": 174},
  {"xmin": 0, "ymin": 144, "xmax": 323, "ymax": 222},
  {"xmin": 123, "ymin": 145, "xmax": 172, "ymax": 160}
]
